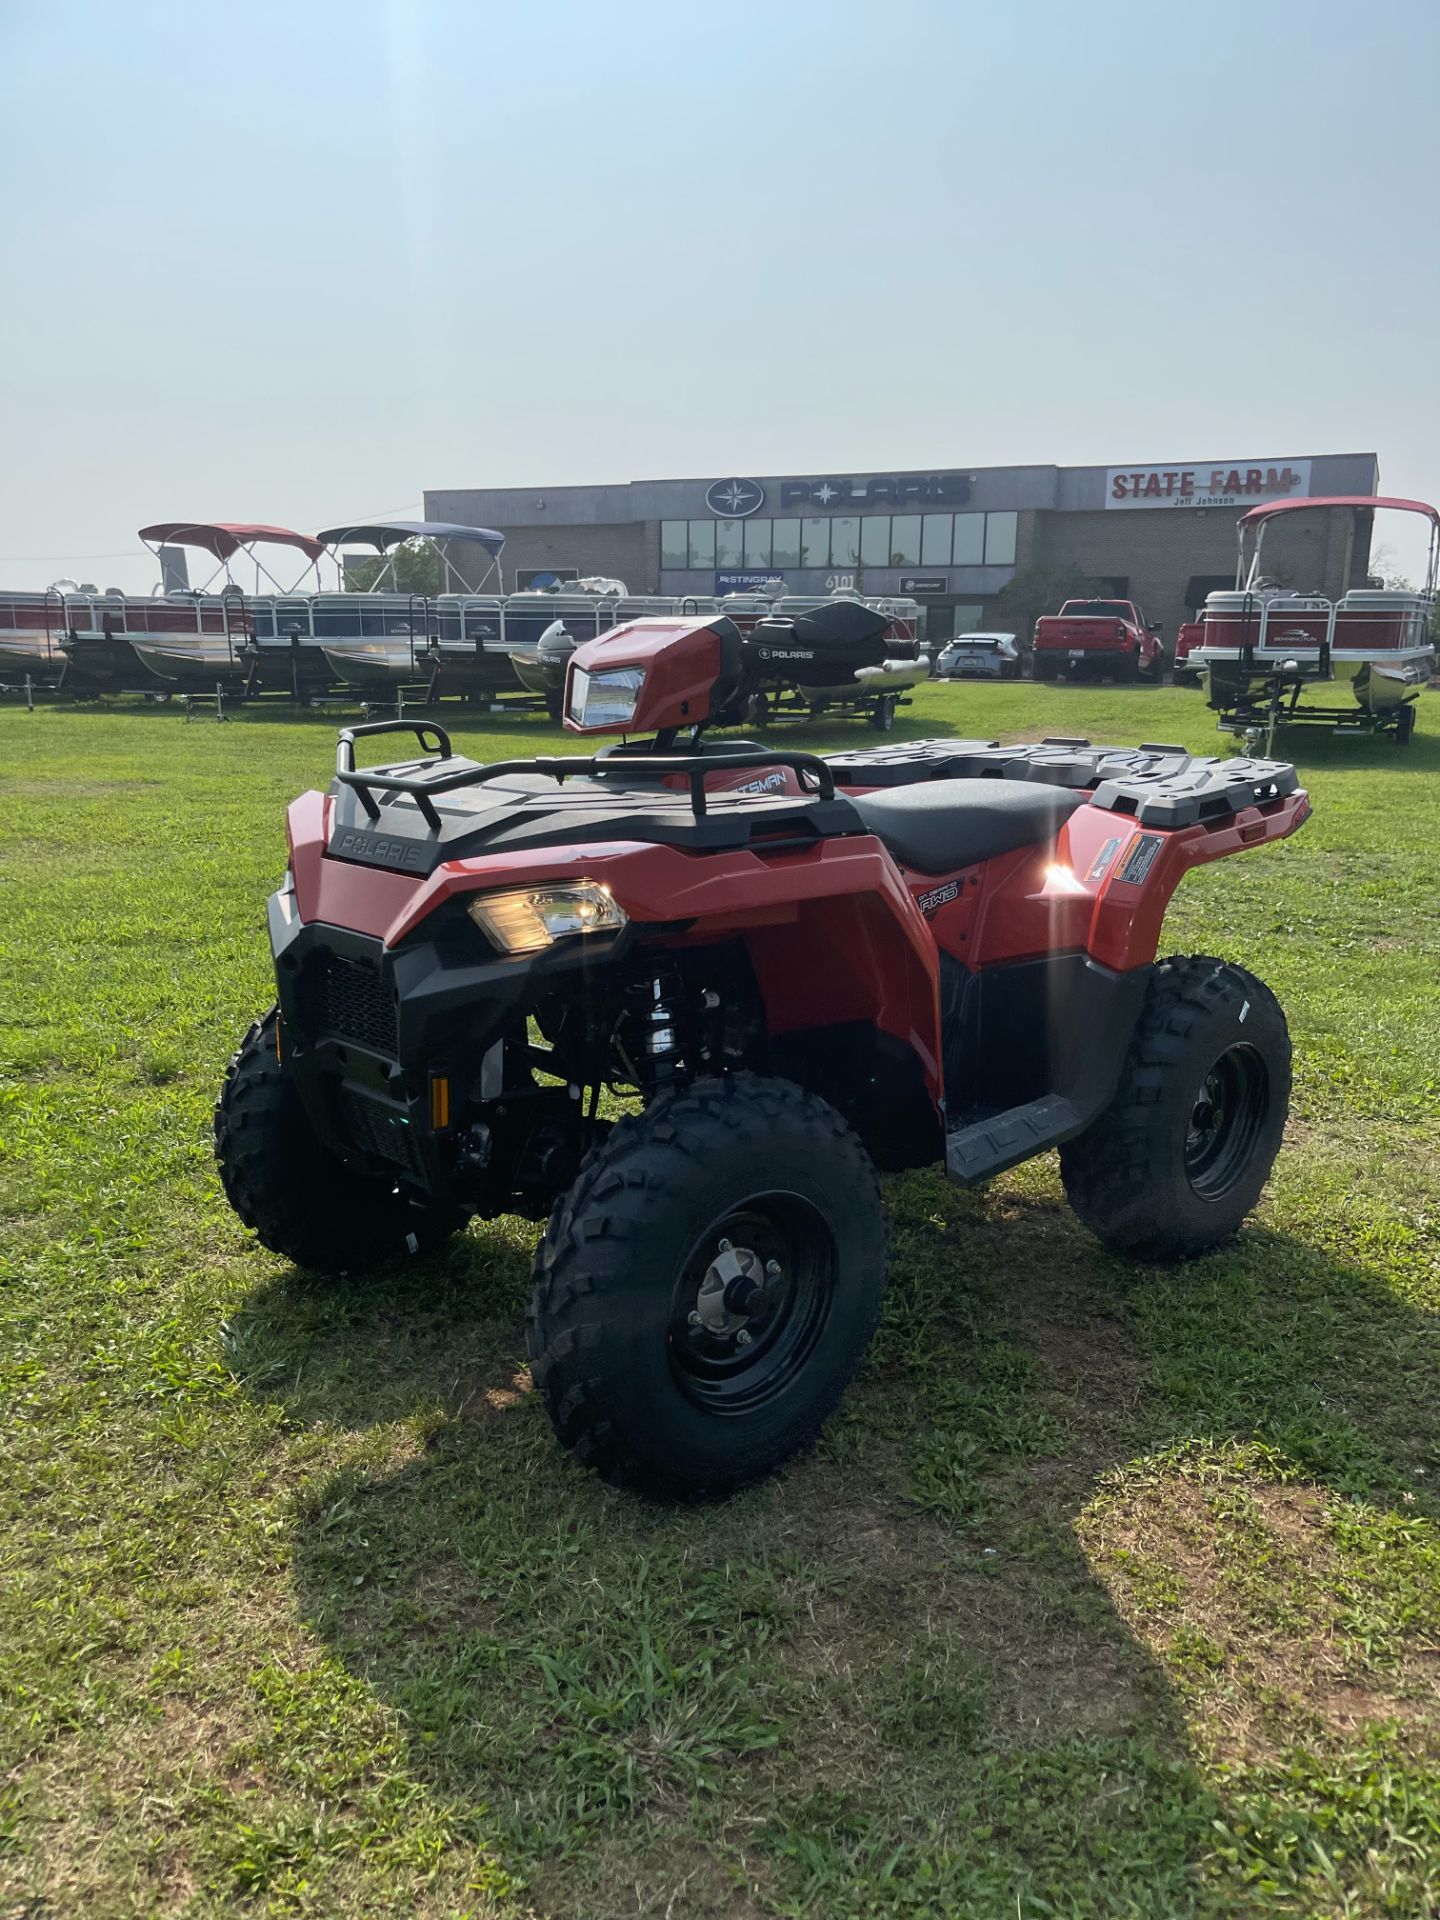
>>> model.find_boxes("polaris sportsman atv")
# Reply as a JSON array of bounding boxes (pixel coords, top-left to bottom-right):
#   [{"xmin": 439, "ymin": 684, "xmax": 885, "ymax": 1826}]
[{"xmin": 216, "ymin": 608, "xmax": 1310, "ymax": 1495}]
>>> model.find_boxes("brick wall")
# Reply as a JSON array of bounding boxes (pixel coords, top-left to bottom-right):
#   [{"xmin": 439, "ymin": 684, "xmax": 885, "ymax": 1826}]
[
  {"xmin": 1029, "ymin": 506, "xmax": 1371, "ymax": 644},
  {"xmin": 443, "ymin": 521, "xmax": 654, "ymax": 592}
]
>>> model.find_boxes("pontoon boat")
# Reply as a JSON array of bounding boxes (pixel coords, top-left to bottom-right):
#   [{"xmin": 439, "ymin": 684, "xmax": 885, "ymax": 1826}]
[{"xmin": 1192, "ymin": 495, "xmax": 1436, "ymax": 746}]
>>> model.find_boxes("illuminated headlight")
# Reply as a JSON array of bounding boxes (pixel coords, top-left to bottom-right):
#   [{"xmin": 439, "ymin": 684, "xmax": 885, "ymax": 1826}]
[
  {"xmin": 567, "ymin": 664, "xmax": 644, "ymax": 729},
  {"xmin": 467, "ymin": 881, "xmax": 627, "ymax": 954}
]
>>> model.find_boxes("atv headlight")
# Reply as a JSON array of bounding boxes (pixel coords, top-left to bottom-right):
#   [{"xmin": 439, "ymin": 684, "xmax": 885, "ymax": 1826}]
[
  {"xmin": 568, "ymin": 664, "xmax": 644, "ymax": 729},
  {"xmin": 467, "ymin": 881, "xmax": 627, "ymax": 954}
]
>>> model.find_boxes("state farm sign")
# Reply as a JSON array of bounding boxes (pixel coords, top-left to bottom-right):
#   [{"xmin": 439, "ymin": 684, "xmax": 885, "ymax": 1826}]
[{"xmin": 1105, "ymin": 460, "xmax": 1312, "ymax": 510}]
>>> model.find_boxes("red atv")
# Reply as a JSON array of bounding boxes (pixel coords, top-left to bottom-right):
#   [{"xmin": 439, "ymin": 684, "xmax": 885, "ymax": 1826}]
[{"xmin": 217, "ymin": 608, "xmax": 1309, "ymax": 1495}]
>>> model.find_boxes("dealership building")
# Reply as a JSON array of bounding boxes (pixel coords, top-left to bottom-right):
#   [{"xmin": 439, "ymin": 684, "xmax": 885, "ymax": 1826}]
[{"xmin": 426, "ymin": 450, "xmax": 1379, "ymax": 644}]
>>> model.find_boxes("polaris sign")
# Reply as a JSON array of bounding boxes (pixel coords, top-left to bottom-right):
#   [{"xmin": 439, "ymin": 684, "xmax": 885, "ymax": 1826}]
[{"xmin": 780, "ymin": 474, "xmax": 971, "ymax": 510}]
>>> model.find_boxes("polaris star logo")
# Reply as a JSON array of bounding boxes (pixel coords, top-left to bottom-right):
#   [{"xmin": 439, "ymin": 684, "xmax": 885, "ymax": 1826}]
[{"xmin": 705, "ymin": 477, "xmax": 766, "ymax": 517}]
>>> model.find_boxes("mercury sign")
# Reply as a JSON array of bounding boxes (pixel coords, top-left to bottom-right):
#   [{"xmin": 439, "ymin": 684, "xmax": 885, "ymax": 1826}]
[{"xmin": 1105, "ymin": 461, "xmax": 1312, "ymax": 510}]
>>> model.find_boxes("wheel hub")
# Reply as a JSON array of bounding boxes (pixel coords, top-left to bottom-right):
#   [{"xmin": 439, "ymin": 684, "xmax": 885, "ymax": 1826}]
[
  {"xmin": 1183, "ymin": 1045, "xmax": 1267, "ymax": 1199},
  {"xmin": 692, "ymin": 1238, "xmax": 777, "ymax": 1337}
]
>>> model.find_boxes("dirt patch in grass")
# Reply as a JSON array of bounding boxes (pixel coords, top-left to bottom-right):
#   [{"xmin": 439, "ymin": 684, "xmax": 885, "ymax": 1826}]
[
  {"xmin": 1084, "ymin": 1474, "xmax": 1440, "ymax": 1761},
  {"xmin": 764, "ymin": 1280, "xmax": 1168, "ymax": 1776}
]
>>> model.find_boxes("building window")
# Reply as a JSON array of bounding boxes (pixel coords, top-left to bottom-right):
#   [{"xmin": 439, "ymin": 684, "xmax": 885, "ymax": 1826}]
[
  {"xmin": 771, "ymin": 519, "xmax": 801, "ymax": 568},
  {"xmin": 950, "ymin": 513, "xmax": 984, "ymax": 565},
  {"xmin": 829, "ymin": 517, "xmax": 860, "ymax": 568},
  {"xmin": 860, "ymin": 517, "xmax": 891, "ymax": 567},
  {"xmin": 890, "ymin": 515, "xmax": 922, "ymax": 565},
  {"xmin": 659, "ymin": 509, "xmax": 1022, "ymax": 577},
  {"xmin": 984, "ymin": 511, "xmax": 1017, "ymax": 566},
  {"xmin": 687, "ymin": 520, "xmax": 715, "ymax": 569},
  {"xmin": 744, "ymin": 520, "xmax": 772, "ymax": 569},
  {"xmin": 715, "ymin": 518, "xmax": 743, "ymax": 568},
  {"xmin": 800, "ymin": 518, "xmax": 830, "ymax": 568},
  {"xmin": 921, "ymin": 515, "xmax": 952, "ymax": 565}
]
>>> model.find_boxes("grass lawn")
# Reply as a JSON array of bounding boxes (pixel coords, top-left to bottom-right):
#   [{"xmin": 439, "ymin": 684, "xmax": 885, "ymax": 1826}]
[{"xmin": 3, "ymin": 681, "xmax": 1439, "ymax": 1918}]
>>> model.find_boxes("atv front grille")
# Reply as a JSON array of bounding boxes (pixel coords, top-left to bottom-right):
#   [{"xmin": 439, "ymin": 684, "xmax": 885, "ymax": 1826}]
[
  {"xmin": 339, "ymin": 1088, "xmax": 423, "ymax": 1173},
  {"xmin": 307, "ymin": 952, "xmax": 398, "ymax": 1055}
]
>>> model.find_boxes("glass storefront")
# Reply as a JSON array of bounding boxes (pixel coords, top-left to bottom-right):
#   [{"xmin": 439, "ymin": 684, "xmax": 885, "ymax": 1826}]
[{"xmin": 660, "ymin": 512, "xmax": 1020, "ymax": 573}]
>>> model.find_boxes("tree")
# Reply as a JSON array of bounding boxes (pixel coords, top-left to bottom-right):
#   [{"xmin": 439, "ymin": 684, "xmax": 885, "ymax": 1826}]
[
  {"xmin": 990, "ymin": 562, "xmax": 1113, "ymax": 656},
  {"xmin": 343, "ymin": 537, "xmax": 445, "ymax": 595},
  {"xmin": 1365, "ymin": 543, "xmax": 1414, "ymax": 592}
]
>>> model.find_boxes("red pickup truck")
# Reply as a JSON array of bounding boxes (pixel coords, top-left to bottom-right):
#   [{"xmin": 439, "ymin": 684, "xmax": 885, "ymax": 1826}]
[{"xmin": 1032, "ymin": 599, "xmax": 1165, "ymax": 682}]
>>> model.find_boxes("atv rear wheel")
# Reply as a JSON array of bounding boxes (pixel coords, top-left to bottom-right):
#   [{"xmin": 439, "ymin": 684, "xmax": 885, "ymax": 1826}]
[
  {"xmin": 1059, "ymin": 956, "xmax": 1290, "ymax": 1261},
  {"xmin": 527, "ymin": 1073, "xmax": 887, "ymax": 1497},
  {"xmin": 215, "ymin": 1008, "xmax": 464, "ymax": 1274}
]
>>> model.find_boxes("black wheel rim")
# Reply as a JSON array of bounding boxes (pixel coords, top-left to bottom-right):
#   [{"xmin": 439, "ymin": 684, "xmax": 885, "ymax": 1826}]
[
  {"xmin": 1184, "ymin": 1044, "xmax": 1268, "ymax": 1200},
  {"xmin": 668, "ymin": 1195, "xmax": 836, "ymax": 1416}
]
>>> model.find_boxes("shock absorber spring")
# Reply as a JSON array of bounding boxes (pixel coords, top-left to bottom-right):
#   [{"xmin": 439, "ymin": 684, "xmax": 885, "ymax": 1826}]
[{"xmin": 645, "ymin": 974, "xmax": 682, "ymax": 1083}]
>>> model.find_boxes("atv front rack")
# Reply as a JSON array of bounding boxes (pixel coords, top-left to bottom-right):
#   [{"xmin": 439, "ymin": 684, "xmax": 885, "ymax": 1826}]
[{"xmin": 335, "ymin": 719, "xmax": 835, "ymax": 830}]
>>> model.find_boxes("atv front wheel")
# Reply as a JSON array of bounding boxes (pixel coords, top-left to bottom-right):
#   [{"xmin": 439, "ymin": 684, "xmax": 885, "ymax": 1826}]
[
  {"xmin": 215, "ymin": 1008, "xmax": 464, "ymax": 1273},
  {"xmin": 528, "ymin": 1073, "xmax": 888, "ymax": 1496},
  {"xmin": 1059, "ymin": 956, "xmax": 1290, "ymax": 1261}
]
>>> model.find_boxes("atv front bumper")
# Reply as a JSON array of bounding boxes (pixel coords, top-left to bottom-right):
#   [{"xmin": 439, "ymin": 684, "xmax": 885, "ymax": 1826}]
[{"xmin": 267, "ymin": 875, "xmax": 619, "ymax": 1200}]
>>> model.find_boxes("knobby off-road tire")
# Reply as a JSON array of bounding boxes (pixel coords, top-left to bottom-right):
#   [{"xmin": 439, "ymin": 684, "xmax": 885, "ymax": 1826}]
[
  {"xmin": 215, "ymin": 1008, "xmax": 463, "ymax": 1274},
  {"xmin": 1059, "ymin": 956, "xmax": 1290, "ymax": 1261},
  {"xmin": 527, "ymin": 1073, "xmax": 888, "ymax": 1497}
]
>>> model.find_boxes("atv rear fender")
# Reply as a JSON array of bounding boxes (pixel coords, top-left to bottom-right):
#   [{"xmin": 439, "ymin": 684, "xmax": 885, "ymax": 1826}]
[{"xmin": 968, "ymin": 789, "xmax": 1311, "ymax": 973}]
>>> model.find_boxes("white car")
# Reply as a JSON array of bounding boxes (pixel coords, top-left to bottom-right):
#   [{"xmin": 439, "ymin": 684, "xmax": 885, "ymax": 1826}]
[{"xmin": 936, "ymin": 631, "xmax": 1021, "ymax": 680}]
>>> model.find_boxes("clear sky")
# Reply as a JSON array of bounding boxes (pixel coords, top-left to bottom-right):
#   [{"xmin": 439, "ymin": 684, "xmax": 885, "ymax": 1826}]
[{"xmin": 2, "ymin": 0, "xmax": 1437, "ymax": 591}]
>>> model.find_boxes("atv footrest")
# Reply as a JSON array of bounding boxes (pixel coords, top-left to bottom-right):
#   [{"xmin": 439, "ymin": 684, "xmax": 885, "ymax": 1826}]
[{"xmin": 945, "ymin": 1095, "xmax": 1083, "ymax": 1185}]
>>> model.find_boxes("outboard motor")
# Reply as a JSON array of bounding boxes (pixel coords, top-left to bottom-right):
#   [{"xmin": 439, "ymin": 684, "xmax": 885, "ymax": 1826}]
[{"xmin": 536, "ymin": 618, "xmax": 578, "ymax": 718}]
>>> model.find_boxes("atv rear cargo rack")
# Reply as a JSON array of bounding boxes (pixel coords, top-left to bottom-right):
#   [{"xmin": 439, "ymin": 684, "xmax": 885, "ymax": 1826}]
[
  {"xmin": 825, "ymin": 735, "xmax": 1299, "ymax": 829},
  {"xmin": 335, "ymin": 719, "xmax": 835, "ymax": 830}
]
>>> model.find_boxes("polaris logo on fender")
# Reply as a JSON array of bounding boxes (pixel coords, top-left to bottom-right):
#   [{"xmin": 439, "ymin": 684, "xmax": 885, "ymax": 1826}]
[
  {"xmin": 916, "ymin": 880, "xmax": 960, "ymax": 915},
  {"xmin": 334, "ymin": 829, "xmax": 427, "ymax": 870}
]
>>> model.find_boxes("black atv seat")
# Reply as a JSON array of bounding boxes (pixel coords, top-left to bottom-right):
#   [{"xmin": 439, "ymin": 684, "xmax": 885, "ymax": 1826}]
[{"xmin": 850, "ymin": 779, "xmax": 1087, "ymax": 873}]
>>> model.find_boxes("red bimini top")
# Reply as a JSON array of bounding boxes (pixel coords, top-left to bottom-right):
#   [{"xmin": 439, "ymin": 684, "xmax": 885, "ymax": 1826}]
[
  {"xmin": 138, "ymin": 522, "xmax": 326, "ymax": 562},
  {"xmin": 1240, "ymin": 495, "xmax": 1440, "ymax": 529}
]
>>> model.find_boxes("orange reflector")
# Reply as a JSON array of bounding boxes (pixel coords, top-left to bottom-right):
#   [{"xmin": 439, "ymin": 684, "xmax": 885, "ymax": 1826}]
[
  {"xmin": 275, "ymin": 1018, "xmax": 283, "ymax": 1062},
  {"xmin": 431, "ymin": 1076, "xmax": 450, "ymax": 1130}
]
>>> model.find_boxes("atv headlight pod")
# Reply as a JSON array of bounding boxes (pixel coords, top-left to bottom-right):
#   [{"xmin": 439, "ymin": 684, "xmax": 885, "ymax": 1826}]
[
  {"xmin": 467, "ymin": 881, "xmax": 627, "ymax": 954},
  {"xmin": 568, "ymin": 664, "xmax": 644, "ymax": 729}
]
